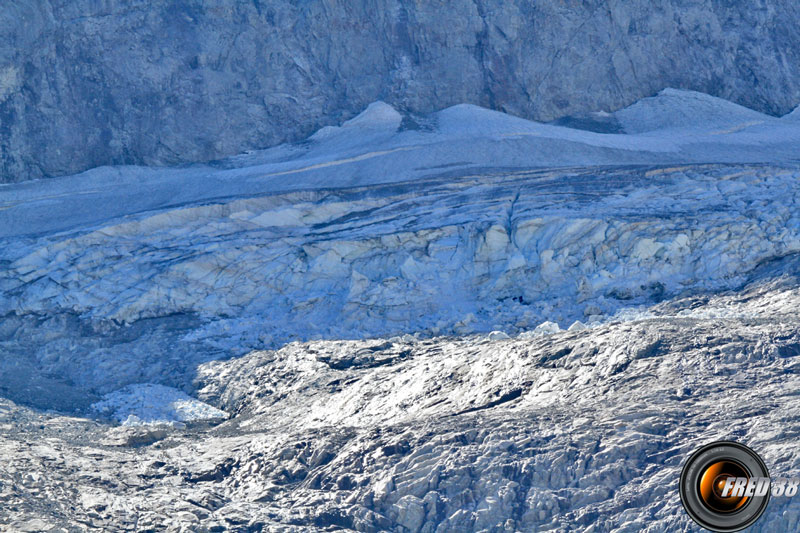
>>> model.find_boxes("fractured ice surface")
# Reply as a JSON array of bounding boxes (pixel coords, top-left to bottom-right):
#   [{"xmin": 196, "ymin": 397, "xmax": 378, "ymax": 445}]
[
  {"xmin": 91, "ymin": 384, "xmax": 227, "ymax": 427},
  {"xmin": 3, "ymin": 163, "xmax": 800, "ymax": 398},
  {"xmin": 2, "ymin": 92, "xmax": 800, "ymax": 531},
  {"xmin": 4, "ymin": 284, "xmax": 800, "ymax": 530}
]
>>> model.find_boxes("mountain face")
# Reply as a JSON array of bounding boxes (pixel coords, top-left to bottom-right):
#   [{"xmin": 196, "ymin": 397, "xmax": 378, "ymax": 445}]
[{"xmin": 2, "ymin": 0, "xmax": 800, "ymax": 182}]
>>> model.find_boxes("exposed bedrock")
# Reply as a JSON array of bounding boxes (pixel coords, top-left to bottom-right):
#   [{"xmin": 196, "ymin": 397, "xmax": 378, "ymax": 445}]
[{"xmin": 2, "ymin": 0, "xmax": 800, "ymax": 181}]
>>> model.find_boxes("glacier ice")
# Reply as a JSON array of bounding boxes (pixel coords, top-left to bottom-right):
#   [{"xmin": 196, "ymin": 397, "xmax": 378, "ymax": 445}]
[
  {"xmin": 4, "ymin": 162, "xmax": 800, "ymax": 399},
  {"xmin": 2, "ymin": 92, "xmax": 800, "ymax": 531},
  {"xmin": 91, "ymin": 383, "xmax": 228, "ymax": 427}
]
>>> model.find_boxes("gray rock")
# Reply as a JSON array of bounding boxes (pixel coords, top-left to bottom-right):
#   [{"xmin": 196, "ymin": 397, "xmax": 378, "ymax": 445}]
[
  {"xmin": 2, "ymin": 0, "xmax": 800, "ymax": 182},
  {"xmin": 100, "ymin": 425, "xmax": 169, "ymax": 447}
]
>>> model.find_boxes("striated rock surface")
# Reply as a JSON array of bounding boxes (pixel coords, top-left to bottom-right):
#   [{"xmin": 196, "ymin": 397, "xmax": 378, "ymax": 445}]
[{"xmin": 2, "ymin": 0, "xmax": 800, "ymax": 182}]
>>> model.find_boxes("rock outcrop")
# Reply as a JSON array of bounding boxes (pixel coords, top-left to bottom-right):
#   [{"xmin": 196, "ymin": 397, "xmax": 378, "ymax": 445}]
[{"xmin": 2, "ymin": 0, "xmax": 800, "ymax": 182}]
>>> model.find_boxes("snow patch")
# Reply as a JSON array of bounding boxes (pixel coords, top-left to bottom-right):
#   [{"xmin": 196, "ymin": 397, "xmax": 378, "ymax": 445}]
[
  {"xmin": 615, "ymin": 88, "xmax": 774, "ymax": 133},
  {"xmin": 310, "ymin": 101, "xmax": 402, "ymax": 141},
  {"xmin": 487, "ymin": 331, "xmax": 511, "ymax": 341},
  {"xmin": 91, "ymin": 384, "xmax": 228, "ymax": 427},
  {"xmin": 785, "ymin": 105, "xmax": 800, "ymax": 121}
]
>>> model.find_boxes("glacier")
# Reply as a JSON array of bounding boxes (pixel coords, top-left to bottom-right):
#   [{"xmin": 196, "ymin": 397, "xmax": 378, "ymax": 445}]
[{"xmin": 2, "ymin": 90, "xmax": 800, "ymax": 531}]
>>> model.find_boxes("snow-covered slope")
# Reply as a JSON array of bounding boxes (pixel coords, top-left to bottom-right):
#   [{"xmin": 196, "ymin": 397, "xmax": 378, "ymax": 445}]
[
  {"xmin": 3, "ymin": 89, "xmax": 800, "ymax": 239},
  {"xmin": 2, "ymin": 91, "xmax": 800, "ymax": 531},
  {"xmin": 785, "ymin": 105, "xmax": 800, "ymax": 121},
  {"xmin": 615, "ymin": 89, "xmax": 775, "ymax": 133}
]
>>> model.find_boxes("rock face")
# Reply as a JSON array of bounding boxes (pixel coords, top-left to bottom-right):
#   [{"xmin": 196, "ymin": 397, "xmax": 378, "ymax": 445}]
[{"xmin": 2, "ymin": 0, "xmax": 800, "ymax": 182}]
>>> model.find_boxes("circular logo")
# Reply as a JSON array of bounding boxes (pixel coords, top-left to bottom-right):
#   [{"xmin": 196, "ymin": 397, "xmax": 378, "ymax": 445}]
[{"xmin": 680, "ymin": 441, "xmax": 771, "ymax": 532}]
